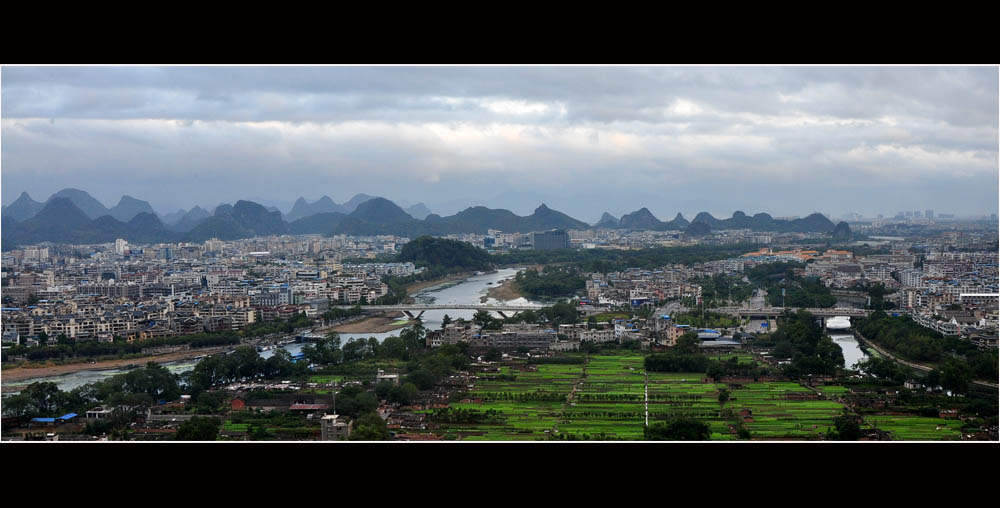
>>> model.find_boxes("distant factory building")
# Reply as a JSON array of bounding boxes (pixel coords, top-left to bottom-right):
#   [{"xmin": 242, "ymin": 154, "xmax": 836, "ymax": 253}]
[{"xmin": 530, "ymin": 230, "xmax": 570, "ymax": 250}]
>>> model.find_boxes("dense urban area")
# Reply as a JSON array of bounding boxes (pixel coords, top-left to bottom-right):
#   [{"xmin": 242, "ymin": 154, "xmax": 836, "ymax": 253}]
[{"xmin": 2, "ymin": 189, "xmax": 998, "ymax": 441}]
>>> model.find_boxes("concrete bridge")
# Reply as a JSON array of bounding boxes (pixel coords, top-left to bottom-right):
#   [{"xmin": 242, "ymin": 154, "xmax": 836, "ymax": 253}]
[
  {"xmin": 331, "ymin": 304, "xmax": 546, "ymax": 319},
  {"xmin": 714, "ymin": 306, "xmax": 871, "ymax": 318},
  {"xmin": 714, "ymin": 306, "xmax": 871, "ymax": 331}
]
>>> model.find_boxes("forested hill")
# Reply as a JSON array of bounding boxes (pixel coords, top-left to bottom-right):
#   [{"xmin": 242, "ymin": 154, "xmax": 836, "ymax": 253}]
[{"xmin": 396, "ymin": 236, "xmax": 493, "ymax": 272}]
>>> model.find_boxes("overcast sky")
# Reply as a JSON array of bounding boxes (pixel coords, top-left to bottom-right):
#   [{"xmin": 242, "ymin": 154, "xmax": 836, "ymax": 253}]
[{"xmin": 2, "ymin": 66, "xmax": 997, "ymax": 222}]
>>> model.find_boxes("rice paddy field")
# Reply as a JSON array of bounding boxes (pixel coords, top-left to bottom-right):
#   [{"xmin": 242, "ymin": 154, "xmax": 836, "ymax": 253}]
[
  {"xmin": 729, "ymin": 382, "xmax": 844, "ymax": 439},
  {"xmin": 448, "ymin": 362, "xmax": 583, "ymax": 440},
  {"xmin": 428, "ymin": 352, "xmax": 970, "ymax": 441},
  {"xmin": 865, "ymin": 415, "xmax": 964, "ymax": 440},
  {"xmin": 561, "ymin": 354, "xmax": 647, "ymax": 439}
]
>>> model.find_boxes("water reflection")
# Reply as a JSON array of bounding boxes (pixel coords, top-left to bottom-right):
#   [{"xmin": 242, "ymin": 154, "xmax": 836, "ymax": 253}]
[{"xmin": 829, "ymin": 333, "xmax": 869, "ymax": 370}]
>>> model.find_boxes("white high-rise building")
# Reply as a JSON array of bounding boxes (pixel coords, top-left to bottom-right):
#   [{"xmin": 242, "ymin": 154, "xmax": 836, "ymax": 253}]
[{"xmin": 115, "ymin": 238, "xmax": 129, "ymax": 255}]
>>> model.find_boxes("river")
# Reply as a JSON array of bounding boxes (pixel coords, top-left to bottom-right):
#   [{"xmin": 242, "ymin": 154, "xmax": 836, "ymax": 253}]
[
  {"xmin": 3, "ymin": 268, "xmax": 536, "ymax": 393},
  {"xmin": 829, "ymin": 333, "xmax": 869, "ymax": 371}
]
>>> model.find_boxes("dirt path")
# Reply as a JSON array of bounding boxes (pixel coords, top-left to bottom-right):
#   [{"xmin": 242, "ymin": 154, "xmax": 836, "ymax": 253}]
[{"xmin": 553, "ymin": 356, "xmax": 589, "ymax": 437}]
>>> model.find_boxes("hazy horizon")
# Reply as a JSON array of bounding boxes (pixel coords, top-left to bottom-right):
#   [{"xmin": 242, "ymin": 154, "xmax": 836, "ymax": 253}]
[{"xmin": 3, "ymin": 66, "xmax": 998, "ymax": 222}]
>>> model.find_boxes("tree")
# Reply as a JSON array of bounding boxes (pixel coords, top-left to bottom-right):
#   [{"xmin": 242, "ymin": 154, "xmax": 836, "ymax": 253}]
[
  {"xmin": 675, "ymin": 332, "xmax": 701, "ymax": 354},
  {"xmin": 37, "ymin": 331, "xmax": 49, "ymax": 347},
  {"xmin": 350, "ymin": 411, "xmax": 390, "ymax": 440},
  {"xmin": 939, "ymin": 358, "xmax": 971, "ymax": 395},
  {"xmin": 924, "ymin": 368, "xmax": 941, "ymax": 388},
  {"xmin": 473, "ymin": 310, "xmax": 493, "ymax": 327},
  {"xmin": 379, "ymin": 336, "xmax": 407, "ymax": 360},
  {"xmin": 194, "ymin": 391, "xmax": 228, "ymax": 414},
  {"xmin": 375, "ymin": 380, "xmax": 395, "ymax": 400},
  {"xmin": 406, "ymin": 369, "xmax": 437, "ymax": 391},
  {"xmin": 645, "ymin": 418, "xmax": 711, "ymax": 441},
  {"xmin": 441, "ymin": 314, "xmax": 452, "ymax": 329},
  {"xmin": 484, "ymin": 348, "xmax": 502, "ymax": 362},
  {"xmin": 175, "ymin": 416, "xmax": 221, "ymax": 441},
  {"xmin": 108, "ymin": 405, "xmax": 143, "ymax": 441},
  {"xmin": 2, "ymin": 381, "xmax": 65, "ymax": 418},
  {"xmin": 389, "ymin": 382, "xmax": 418, "ymax": 405},
  {"xmin": 334, "ymin": 386, "xmax": 378, "ymax": 419},
  {"xmin": 717, "ymin": 388, "xmax": 730, "ymax": 404},
  {"xmin": 827, "ymin": 409, "xmax": 860, "ymax": 441},
  {"xmin": 737, "ymin": 423, "xmax": 751, "ymax": 439}
]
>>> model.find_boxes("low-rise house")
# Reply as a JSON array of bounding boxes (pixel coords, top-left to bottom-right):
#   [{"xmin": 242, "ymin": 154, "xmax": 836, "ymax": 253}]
[{"xmin": 321, "ymin": 414, "xmax": 352, "ymax": 441}]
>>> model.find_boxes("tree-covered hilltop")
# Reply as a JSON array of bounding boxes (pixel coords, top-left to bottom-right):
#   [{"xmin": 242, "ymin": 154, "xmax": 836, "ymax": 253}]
[
  {"xmin": 379, "ymin": 237, "xmax": 495, "ymax": 300},
  {"xmin": 514, "ymin": 266, "xmax": 586, "ymax": 299},
  {"xmin": 396, "ymin": 236, "xmax": 493, "ymax": 273}
]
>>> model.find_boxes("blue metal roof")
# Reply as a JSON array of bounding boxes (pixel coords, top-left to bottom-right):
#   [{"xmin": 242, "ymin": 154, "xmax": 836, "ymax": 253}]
[
  {"xmin": 59, "ymin": 413, "xmax": 77, "ymax": 420},
  {"xmin": 31, "ymin": 418, "xmax": 56, "ymax": 423}
]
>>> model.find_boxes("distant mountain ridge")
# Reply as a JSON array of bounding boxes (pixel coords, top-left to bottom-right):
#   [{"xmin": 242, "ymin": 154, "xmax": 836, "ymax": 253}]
[
  {"xmin": 2, "ymin": 187, "xmax": 843, "ymax": 249},
  {"xmin": 404, "ymin": 203, "xmax": 433, "ymax": 220},
  {"xmin": 1, "ymin": 198, "xmax": 176, "ymax": 247},
  {"xmin": 47, "ymin": 188, "xmax": 110, "ymax": 219},
  {"xmin": 594, "ymin": 212, "xmax": 619, "ymax": 228},
  {"xmin": 618, "ymin": 208, "xmax": 689, "ymax": 230},
  {"xmin": 283, "ymin": 193, "xmax": 408, "ymax": 222},
  {"xmin": 2, "ymin": 192, "xmax": 46, "ymax": 222},
  {"xmin": 109, "ymin": 195, "xmax": 156, "ymax": 222}
]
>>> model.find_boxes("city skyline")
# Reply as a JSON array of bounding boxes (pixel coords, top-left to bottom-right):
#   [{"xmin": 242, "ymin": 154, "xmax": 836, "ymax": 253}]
[{"xmin": 2, "ymin": 65, "xmax": 997, "ymax": 221}]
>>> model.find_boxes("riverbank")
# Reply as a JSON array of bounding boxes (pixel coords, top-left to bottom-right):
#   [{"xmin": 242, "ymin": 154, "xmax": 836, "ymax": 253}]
[
  {"xmin": 403, "ymin": 272, "xmax": 474, "ymax": 295},
  {"xmin": 1, "ymin": 345, "xmax": 233, "ymax": 385},
  {"xmin": 329, "ymin": 313, "xmax": 411, "ymax": 334},
  {"xmin": 853, "ymin": 331, "xmax": 999, "ymax": 390},
  {"xmin": 482, "ymin": 277, "xmax": 523, "ymax": 302}
]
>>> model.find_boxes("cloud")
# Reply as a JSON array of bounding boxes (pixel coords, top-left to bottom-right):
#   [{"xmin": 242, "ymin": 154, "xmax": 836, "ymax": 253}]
[{"xmin": 1, "ymin": 66, "xmax": 996, "ymax": 219}]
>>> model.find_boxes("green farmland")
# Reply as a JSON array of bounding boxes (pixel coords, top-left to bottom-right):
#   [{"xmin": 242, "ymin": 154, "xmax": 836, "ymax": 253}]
[
  {"xmin": 421, "ymin": 352, "xmax": 972, "ymax": 441},
  {"xmin": 865, "ymin": 415, "xmax": 964, "ymax": 440}
]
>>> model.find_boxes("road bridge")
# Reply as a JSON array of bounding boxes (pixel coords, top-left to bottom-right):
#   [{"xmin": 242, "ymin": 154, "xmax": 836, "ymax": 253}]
[
  {"xmin": 714, "ymin": 307, "xmax": 871, "ymax": 318},
  {"xmin": 713, "ymin": 306, "xmax": 872, "ymax": 331},
  {"xmin": 330, "ymin": 304, "xmax": 547, "ymax": 319}
]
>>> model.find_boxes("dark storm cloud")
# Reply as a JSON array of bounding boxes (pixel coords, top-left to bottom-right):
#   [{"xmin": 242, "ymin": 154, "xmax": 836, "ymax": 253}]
[{"xmin": 1, "ymin": 66, "xmax": 997, "ymax": 219}]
